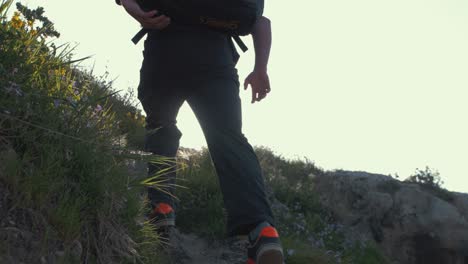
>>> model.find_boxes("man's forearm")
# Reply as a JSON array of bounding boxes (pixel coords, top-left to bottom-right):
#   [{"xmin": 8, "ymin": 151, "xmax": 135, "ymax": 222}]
[
  {"xmin": 121, "ymin": 0, "xmax": 139, "ymax": 15},
  {"xmin": 121, "ymin": 0, "xmax": 136, "ymax": 8},
  {"xmin": 251, "ymin": 16, "xmax": 272, "ymax": 72}
]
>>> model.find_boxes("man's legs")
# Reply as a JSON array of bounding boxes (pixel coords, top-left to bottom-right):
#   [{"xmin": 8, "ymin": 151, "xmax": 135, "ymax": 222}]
[
  {"xmin": 142, "ymin": 95, "xmax": 183, "ymax": 210},
  {"xmin": 138, "ymin": 69, "xmax": 185, "ymax": 211},
  {"xmin": 186, "ymin": 75, "xmax": 275, "ymax": 237}
]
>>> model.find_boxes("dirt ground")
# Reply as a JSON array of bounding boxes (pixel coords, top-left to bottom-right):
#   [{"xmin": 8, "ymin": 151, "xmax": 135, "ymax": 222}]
[{"xmin": 163, "ymin": 228, "xmax": 249, "ymax": 264}]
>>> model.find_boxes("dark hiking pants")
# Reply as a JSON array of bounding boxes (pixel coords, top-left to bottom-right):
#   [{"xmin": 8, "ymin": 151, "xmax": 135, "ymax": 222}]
[{"xmin": 138, "ymin": 50, "xmax": 275, "ymax": 237}]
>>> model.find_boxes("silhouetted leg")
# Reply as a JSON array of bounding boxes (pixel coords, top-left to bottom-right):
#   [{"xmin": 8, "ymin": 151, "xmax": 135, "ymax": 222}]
[
  {"xmin": 186, "ymin": 75, "xmax": 275, "ymax": 236},
  {"xmin": 138, "ymin": 56, "xmax": 185, "ymax": 210}
]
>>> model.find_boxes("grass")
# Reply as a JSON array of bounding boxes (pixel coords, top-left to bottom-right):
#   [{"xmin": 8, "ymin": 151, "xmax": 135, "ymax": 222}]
[
  {"xmin": 175, "ymin": 148, "xmax": 227, "ymax": 240},
  {"xmin": 0, "ymin": 1, "xmax": 166, "ymax": 263}
]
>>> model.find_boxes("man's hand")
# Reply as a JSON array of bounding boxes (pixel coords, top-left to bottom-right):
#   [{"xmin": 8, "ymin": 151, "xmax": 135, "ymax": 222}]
[
  {"xmin": 247, "ymin": 16, "xmax": 272, "ymax": 104},
  {"xmin": 121, "ymin": 0, "xmax": 170, "ymax": 30},
  {"xmin": 244, "ymin": 70, "xmax": 271, "ymax": 104}
]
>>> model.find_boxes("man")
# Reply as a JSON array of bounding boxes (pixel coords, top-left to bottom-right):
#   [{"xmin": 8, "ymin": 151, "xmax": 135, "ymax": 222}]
[{"xmin": 119, "ymin": 0, "xmax": 283, "ymax": 263}]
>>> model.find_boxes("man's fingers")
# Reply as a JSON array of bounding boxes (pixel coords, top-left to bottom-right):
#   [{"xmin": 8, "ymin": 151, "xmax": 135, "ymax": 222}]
[
  {"xmin": 258, "ymin": 91, "xmax": 267, "ymax": 101},
  {"xmin": 141, "ymin": 10, "xmax": 158, "ymax": 19},
  {"xmin": 145, "ymin": 14, "xmax": 169, "ymax": 24},
  {"xmin": 248, "ymin": 84, "xmax": 269, "ymax": 103},
  {"xmin": 159, "ymin": 19, "xmax": 170, "ymax": 28},
  {"xmin": 256, "ymin": 91, "xmax": 267, "ymax": 102},
  {"xmin": 141, "ymin": 16, "xmax": 171, "ymax": 29},
  {"xmin": 244, "ymin": 72, "xmax": 271, "ymax": 104},
  {"xmin": 244, "ymin": 78, "xmax": 249, "ymax": 90}
]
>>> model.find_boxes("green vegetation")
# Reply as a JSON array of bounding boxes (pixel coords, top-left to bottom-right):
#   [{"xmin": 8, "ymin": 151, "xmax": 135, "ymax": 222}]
[
  {"xmin": 406, "ymin": 166, "xmax": 444, "ymax": 188},
  {"xmin": 175, "ymin": 149, "xmax": 226, "ymax": 240},
  {"xmin": 281, "ymin": 236, "xmax": 333, "ymax": 264},
  {"xmin": 175, "ymin": 147, "xmax": 388, "ymax": 263},
  {"xmin": 0, "ymin": 1, "xmax": 164, "ymax": 263},
  {"xmin": 405, "ymin": 166, "xmax": 454, "ymax": 203}
]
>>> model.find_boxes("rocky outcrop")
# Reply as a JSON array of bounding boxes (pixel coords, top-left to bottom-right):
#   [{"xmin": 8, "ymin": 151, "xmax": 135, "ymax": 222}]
[{"xmin": 314, "ymin": 170, "xmax": 468, "ymax": 264}]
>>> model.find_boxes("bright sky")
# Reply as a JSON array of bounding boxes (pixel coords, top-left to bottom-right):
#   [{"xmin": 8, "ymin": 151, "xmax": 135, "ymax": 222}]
[{"xmin": 17, "ymin": 0, "xmax": 468, "ymax": 193}]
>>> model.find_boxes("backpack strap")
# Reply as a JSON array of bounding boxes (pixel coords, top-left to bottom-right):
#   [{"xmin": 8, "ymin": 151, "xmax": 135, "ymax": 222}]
[
  {"xmin": 232, "ymin": 36, "xmax": 248, "ymax": 52},
  {"xmin": 131, "ymin": 28, "xmax": 248, "ymax": 53},
  {"xmin": 132, "ymin": 28, "xmax": 149, "ymax": 44}
]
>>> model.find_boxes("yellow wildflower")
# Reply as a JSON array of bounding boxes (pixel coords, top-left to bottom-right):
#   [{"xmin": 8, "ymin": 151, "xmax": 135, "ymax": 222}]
[
  {"xmin": 27, "ymin": 19, "xmax": 35, "ymax": 28},
  {"xmin": 10, "ymin": 11, "xmax": 24, "ymax": 29},
  {"xmin": 12, "ymin": 11, "xmax": 20, "ymax": 20},
  {"xmin": 53, "ymin": 68, "xmax": 66, "ymax": 77}
]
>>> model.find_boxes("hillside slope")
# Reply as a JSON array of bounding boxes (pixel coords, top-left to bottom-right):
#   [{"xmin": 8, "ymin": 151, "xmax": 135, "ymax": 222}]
[{"xmin": 2, "ymin": 2, "xmax": 467, "ymax": 264}]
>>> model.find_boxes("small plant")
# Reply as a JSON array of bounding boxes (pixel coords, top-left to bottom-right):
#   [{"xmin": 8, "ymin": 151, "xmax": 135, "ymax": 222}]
[
  {"xmin": 14, "ymin": 2, "xmax": 60, "ymax": 38},
  {"xmin": 405, "ymin": 166, "xmax": 443, "ymax": 188},
  {"xmin": 405, "ymin": 166, "xmax": 454, "ymax": 203}
]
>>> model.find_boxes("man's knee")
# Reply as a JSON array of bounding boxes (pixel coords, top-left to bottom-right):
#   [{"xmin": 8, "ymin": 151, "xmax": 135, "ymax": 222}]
[{"xmin": 144, "ymin": 124, "xmax": 182, "ymax": 156}]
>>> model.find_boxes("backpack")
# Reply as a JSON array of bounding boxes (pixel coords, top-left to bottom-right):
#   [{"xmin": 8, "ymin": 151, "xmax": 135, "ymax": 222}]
[{"xmin": 116, "ymin": 0, "xmax": 262, "ymax": 52}]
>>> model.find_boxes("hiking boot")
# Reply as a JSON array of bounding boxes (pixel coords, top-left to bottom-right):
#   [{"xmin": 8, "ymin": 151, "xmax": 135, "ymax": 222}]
[
  {"xmin": 148, "ymin": 202, "xmax": 175, "ymax": 242},
  {"xmin": 149, "ymin": 202, "xmax": 175, "ymax": 228},
  {"xmin": 246, "ymin": 221, "xmax": 284, "ymax": 264}
]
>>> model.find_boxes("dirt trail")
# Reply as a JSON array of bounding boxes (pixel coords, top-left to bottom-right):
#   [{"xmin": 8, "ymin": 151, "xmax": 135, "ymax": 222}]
[{"xmin": 164, "ymin": 228, "xmax": 249, "ymax": 264}]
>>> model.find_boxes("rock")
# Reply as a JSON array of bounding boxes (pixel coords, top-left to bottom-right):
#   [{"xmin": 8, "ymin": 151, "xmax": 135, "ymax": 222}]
[
  {"xmin": 164, "ymin": 228, "xmax": 247, "ymax": 264},
  {"xmin": 452, "ymin": 192, "xmax": 468, "ymax": 220},
  {"xmin": 313, "ymin": 170, "xmax": 468, "ymax": 264},
  {"xmin": 70, "ymin": 240, "xmax": 82, "ymax": 259}
]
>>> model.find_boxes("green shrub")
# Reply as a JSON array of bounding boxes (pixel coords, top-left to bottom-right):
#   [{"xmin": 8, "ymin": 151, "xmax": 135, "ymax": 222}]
[
  {"xmin": 405, "ymin": 166, "xmax": 454, "ymax": 203},
  {"xmin": 405, "ymin": 166, "xmax": 443, "ymax": 188},
  {"xmin": 0, "ymin": 2, "xmax": 163, "ymax": 262}
]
